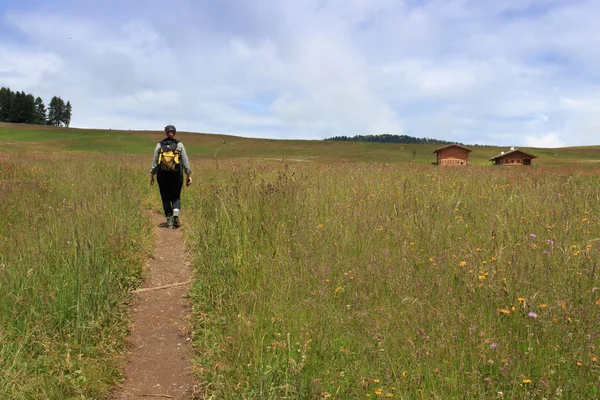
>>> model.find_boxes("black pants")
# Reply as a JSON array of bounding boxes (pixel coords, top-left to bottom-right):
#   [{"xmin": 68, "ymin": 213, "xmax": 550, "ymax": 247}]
[{"xmin": 157, "ymin": 170, "xmax": 183, "ymax": 217}]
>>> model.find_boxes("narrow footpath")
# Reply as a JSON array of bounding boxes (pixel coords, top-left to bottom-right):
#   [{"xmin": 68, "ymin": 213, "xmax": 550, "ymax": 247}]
[{"xmin": 111, "ymin": 212, "xmax": 197, "ymax": 399}]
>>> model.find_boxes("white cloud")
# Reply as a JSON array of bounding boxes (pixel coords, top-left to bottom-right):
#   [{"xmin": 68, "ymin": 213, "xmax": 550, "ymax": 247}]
[
  {"xmin": 524, "ymin": 132, "xmax": 566, "ymax": 148},
  {"xmin": 1, "ymin": 0, "xmax": 600, "ymax": 145}
]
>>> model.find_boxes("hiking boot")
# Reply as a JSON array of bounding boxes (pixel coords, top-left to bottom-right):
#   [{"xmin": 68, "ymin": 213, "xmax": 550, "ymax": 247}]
[
  {"xmin": 173, "ymin": 215, "xmax": 180, "ymax": 228},
  {"xmin": 166, "ymin": 216, "xmax": 174, "ymax": 228}
]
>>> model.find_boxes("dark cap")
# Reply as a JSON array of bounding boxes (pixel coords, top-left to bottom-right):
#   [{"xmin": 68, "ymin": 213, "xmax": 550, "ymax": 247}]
[{"xmin": 164, "ymin": 125, "xmax": 176, "ymax": 133}]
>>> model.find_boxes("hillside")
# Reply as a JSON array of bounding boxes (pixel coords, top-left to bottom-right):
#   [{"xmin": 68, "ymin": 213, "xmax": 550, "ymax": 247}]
[{"xmin": 1, "ymin": 122, "xmax": 600, "ymax": 166}]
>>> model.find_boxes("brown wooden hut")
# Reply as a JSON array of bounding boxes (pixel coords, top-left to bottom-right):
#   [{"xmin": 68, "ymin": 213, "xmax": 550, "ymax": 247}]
[
  {"xmin": 433, "ymin": 144, "xmax": 472, "ymax": 166},
  {"xmin": 489, "ymin": 148, "xmax": 537, "ymax": 166}
]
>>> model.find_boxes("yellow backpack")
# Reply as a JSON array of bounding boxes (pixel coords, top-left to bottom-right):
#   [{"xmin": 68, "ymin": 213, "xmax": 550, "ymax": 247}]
[{"xmin": 158, "ymin": 139, "xmax": 180, "ymax": 172}]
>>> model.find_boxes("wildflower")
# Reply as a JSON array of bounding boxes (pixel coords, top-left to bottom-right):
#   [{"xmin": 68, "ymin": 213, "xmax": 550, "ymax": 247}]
[
  {"xmin": 428, "ymin": 257, "xmax": 434, "ymax": 262},
  {"xmin": 518, "ymin": 297, "xmax": 526, "ymax": 302},
  {"xmin": 386, "ymin": 394, "xmax": 393, "ymax": 398},
  {"xmin": 522, "ymin": 379, "xmax": 532, "ymax": 384},
  {"xmin": 542, "ymin": 251, "xmax": 549, "ymax": 254},
  {"xmin": 478, "ymin": 275, "xmax": 486, "ymax": 281},
  {"xmin": 529, "ymin": 234, "xmax": 536, "ymax": 238},
  {"xmin": 596, "ymin": 299, "xmax": 600, "ymax": 305},
  {"xmin": 546, "ymin": 239, "xmax": 553, "ymax": 244},
  {"xmin": 490, "ymin": 343, "xmax": 499, "ymax": 350},
  {"xmin": 528, "ymin": 312, "xmax": 538, "ymax": 319},
  {"xmin": 511, "ymin": 306, "xmax": 516, "ymax": 311},
  {"xmin": 560, "ymin": 301, "xmax": 566, "ymax": 309},
  {"xmin": 335, "ymin": 286, "xmax": 344, "ymax": 294},
  {"xmin": 540, "ymin": 303, "xmax": 547, "ymax": 308},
  {"xmin": 576, "ymin": 361, "xmax": 583, "ymax": 367},
  {"xmin": 498, "ymin": 309, "xmax": 511, "ymax": 315},
  {"xmin": 375, "ymin": 389, "xmax": 383, "ymax": 396},
  {"xmin": 460, "ymin": 261, "xmax": 467, "ymax": 267},
  {"xmin": 373, "ymin": 379, "xmax": 380, "ymax": 383}
]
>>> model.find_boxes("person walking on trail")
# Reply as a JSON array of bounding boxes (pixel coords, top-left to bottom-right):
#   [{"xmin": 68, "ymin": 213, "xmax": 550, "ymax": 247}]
[{"xmin": 150, "ymin": 125, "xmax": 192, "ymax": 228}]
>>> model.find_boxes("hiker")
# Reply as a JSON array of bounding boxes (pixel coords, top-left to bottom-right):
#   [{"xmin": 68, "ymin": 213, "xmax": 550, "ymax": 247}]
[{"xmin": 150, "ymin": 125, "xmax": 192, "ymax": 228}]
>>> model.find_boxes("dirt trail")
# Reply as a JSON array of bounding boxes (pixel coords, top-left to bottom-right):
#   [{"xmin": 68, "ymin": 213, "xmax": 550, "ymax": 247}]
[{"xmin": 111, "ymin": 212, "xmax": 197, "ymax": 399}]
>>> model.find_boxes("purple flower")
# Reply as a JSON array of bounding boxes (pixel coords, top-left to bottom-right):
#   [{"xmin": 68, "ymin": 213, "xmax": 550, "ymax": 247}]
[
  {"xmin": 528, "ymin": 312, "xmax": 538, "ymax": 319},
  {"xmin": 542, "ymin": 251, "xmax": 549, "ymax": 255},
  {"xmin": 490, "ymin": 343, "xmax": 499, "ymax": 350},
  {"xmin": 529, "ymin": 234, "xmax": 536, "ymax": 238},
  {"xmin": 546, "ymin": 240, "xmax": 553, "ymax": 244}
]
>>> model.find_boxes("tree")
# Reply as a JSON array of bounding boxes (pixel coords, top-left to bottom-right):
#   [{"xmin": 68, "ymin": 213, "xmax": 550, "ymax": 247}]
[
  {"xmin": 0, "ymin": 87, "xmax": 15, "ymax": 122},
  {"xmin": 34, "ymin": 97, "xmax": 47, "ymax": 125},
  {"xmin": 62, "ymin": 101, "xmax": 72, "ymax": 127},
  {"xmin": 47, "ymin": 96, "xmax": 65, "ymax": 126},
  {"xmin": 9, "ymin": 91, "xmax": 35, "ymax": 123}
]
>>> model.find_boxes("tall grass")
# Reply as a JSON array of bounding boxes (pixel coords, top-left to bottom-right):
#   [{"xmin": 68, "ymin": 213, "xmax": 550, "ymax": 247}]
[
  {"xmin": 186, "ymin": 161, "xmax": 600, "ymax": 399},
  {"xmin": 0, "ymin": 154, "xmax": 153, "ymax": 399}
]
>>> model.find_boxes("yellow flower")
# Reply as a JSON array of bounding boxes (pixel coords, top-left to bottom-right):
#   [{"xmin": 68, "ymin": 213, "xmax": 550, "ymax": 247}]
[
  {"xmin": 518, "ymin": 297, "xmax": 526, "ymax": 302},
  {"xmin": 522, "ymin": 379, "xmax": 532, "ymax": 384},
  {"xmin": 335, "ymin": 286, "xmax": 344, "ymax": 294},
  {"xmin": 577, "ymin": 361, "xmax": 583, "ymax": 367},
  {"xmin": 595, "ymin": 299, "xmax": 600, "ymax": 306},
  {"xmin": 401, "ymin": 371, "xmax": 407, "ymax": 377},
  {"xmin": 511, "ymin": 306, "xmax": 516, "ymax": 311},
  {"xmin": 375, "ymin": 389, "xmax": 383, "ymax": 396},
  {"xmin": 540, "ymin": 303, "xmax": 547, "ymax": 308},
  {"xmin": 428, "ymin": 257, "xmax": 434, "ymax": 262},
  {"xmin": 386, "ymin": 394, "xmax": 393, "ymax": 398},
  {"xmin": 478, "ymin": 275, "xmax": 486, "ymax": 281},
  {"xmin": 460, "ymin": 261, "xmax": 467, "ymax": 267},
  {"xmin": 498, "ymin": 309, "xmax": 511, "ymax": 315},
  {"xmin": 373, "ymin": 379, "xmax": 380, "ymax": 383}
]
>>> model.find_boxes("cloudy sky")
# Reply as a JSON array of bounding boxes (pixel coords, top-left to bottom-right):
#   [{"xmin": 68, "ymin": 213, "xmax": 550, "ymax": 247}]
[{"xmin": 1, "ymin": 0, "xmax": 600, "ymax": 147}]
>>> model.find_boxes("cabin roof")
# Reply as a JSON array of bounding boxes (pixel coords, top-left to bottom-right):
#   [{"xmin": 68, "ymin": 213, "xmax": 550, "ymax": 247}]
[
  {"xmin": 432, "ymin": 144, "xmax": 472, "ymax": 154},
  {"xmin": 489, "ymin": 149, "xmax": 537, "ymax": 161}
]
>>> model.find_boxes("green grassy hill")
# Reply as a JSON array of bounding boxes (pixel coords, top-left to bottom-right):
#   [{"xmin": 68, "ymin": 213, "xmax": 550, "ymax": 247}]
[{"xmin": 1, "ymin": 122, "xmax": 600, "ymax": 166}]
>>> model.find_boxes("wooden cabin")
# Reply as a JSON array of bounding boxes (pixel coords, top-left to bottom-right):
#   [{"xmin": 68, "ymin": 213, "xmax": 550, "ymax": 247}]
[
  {"xmin": 433, "ymin": 144, "xmax": 472, "ymax": 166},
  {"xmin": 489, "ymin": 148, "xmax": 537, "ymax": 166}
]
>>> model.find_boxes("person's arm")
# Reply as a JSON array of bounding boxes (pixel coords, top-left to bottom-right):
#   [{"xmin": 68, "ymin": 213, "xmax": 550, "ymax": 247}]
[
  {"xmin": 150, "ymin": 143, "xmax": 160, "ymax": 184},
  {"xmin": 179, "ymin": 143, "xmax": 193, "ymax": 186}
]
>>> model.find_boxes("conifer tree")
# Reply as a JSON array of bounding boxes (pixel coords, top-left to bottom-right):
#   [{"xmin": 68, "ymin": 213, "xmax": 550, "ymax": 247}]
[{"xmin": 34, "ymin": 97, "xmax": 47, "ymax": 125}]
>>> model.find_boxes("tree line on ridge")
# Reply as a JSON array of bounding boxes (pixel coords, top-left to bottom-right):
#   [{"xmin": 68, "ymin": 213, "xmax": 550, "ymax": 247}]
[{"xmin": 0, "ymin": 86, "xmax": 72, "ymax": 127}]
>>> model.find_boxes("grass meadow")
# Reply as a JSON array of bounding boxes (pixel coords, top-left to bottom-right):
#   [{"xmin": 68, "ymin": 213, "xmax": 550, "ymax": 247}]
[
  {"xmin": 0, "ymin": 123, "xmax": 599, "ymax": 399},
  {"xmin": 0, "ymin": 152, "xmax": 154, "ymax": 399},
  {"xmin": 186, "ymin": 161, "xmax": 600, "ymax": 399}
]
